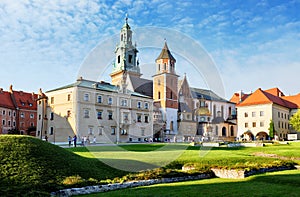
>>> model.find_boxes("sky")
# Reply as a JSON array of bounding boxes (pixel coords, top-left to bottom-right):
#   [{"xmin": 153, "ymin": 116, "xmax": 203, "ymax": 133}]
[{"xmin": 0, "ymin": 0, "xmax": 299, "ymax": 99}]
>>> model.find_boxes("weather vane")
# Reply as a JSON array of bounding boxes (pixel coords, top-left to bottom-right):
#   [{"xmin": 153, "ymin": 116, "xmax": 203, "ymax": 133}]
[{"xmin": 125, "ymin": 13, "xmax": 128, "ymax": 24}]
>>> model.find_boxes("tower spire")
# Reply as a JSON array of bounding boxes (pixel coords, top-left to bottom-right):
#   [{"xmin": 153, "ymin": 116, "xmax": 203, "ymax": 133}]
[{"xmin": 125, "ymin": 13, "xmax": 128, "ymax": 24}]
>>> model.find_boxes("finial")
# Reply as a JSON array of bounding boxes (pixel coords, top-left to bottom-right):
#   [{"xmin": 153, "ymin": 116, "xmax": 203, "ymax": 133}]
[{"xmin": 125, "ymin": 13, "xmax": 128, "ymax": 24}]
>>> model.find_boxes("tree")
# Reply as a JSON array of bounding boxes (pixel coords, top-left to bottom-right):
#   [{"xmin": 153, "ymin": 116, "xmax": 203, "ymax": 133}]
[
  {"xmin": 290, "ymin": 110, "xmax": 300, "ymax": 131},
  {"xmin": 268, "ymin": 120, "xmax": 275, "ymax": 139}
]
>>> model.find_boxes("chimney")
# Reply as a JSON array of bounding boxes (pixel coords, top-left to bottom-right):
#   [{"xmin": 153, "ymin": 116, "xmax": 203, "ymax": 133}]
[
  {"xmin": 9, "ymin": 84, "xmax": 13, "ymax": 93},
  {"xmin": 239, "ymin": 90, "xmax": 244, "ymax": 102}
]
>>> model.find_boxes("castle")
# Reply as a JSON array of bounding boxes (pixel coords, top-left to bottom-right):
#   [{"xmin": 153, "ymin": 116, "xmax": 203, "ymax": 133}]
[{"xmin": 36, "ymin": 18, "xmax": 237, "ymax": 143}]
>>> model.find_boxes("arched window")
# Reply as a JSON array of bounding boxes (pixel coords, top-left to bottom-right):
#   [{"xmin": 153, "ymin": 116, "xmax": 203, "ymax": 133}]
[
  {"xmin": 158, "ymin": 91, "xmax": 161, "ymax": 99},
  {"xmin": 221, "ymin": 105, "xmax": 224, "ymax": 118},
  {"xmin": 121, "ymin": 34, "xmax": 123, "ymax": 41},
  {"xmin": 222, "ymin": 127, "xmax": 226, "ymax": 136}
]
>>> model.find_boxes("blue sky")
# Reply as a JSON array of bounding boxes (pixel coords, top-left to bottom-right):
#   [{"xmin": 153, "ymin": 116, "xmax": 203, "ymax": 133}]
[{"xmin": 0, "ymin": 0, "xmax": 299, "ymax": 99}]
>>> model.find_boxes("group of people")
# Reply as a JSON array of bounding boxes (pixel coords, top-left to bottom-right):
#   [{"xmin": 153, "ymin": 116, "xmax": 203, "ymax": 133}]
[{"xmin": 68, "ymin": 135, "xmax": 97, "ymax": 147}]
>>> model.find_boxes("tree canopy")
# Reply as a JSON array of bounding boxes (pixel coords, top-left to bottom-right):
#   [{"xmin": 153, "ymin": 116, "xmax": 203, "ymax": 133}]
[{"xmin": 290, "ymin": 110, "xmax": 300, "ymax": 131}]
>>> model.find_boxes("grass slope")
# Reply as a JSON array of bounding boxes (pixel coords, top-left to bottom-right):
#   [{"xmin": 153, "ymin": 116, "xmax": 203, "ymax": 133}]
[{"xmin": 0, "ymin": 135, "xmax": 126, "ymax": 196}]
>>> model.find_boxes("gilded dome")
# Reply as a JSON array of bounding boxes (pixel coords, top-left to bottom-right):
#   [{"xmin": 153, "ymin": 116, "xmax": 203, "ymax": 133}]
[{"xmin": 195, "ymin": 107, "xmax": 210, "ymax": 116}]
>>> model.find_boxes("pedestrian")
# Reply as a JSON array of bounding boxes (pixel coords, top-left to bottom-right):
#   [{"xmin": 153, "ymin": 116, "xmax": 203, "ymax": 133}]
[
  {"xmin": 93, "ymin": 136, "xmax": 96, "ymax": 144},
  {"xmin": 68, "ymin": 136, "xmax": 72, "ymax": 147},
  {"xmin": 45, "ymin": 135, "xmax": 48, "ymax": 142},
  {"xmin": 84, "ymin": 136, "xmax": 87, "ymax": 145},
  {"xmin": 73, "ymin": 135, "xmax": 77, "ymax": 147},
  {"xmin": 81, "ymin": 136, "xmax": 84, "ymax": 146}
]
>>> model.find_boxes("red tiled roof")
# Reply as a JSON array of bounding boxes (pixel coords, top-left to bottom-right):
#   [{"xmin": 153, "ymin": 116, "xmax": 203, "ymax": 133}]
[
  {"xmin": 0, "ymin": 90, "xmax": 15, "ymax": 109},
  {"xmin": 282, "ymin": 94, "xmax": 300, "ymax": 108},
  {"xmin": 264, "ymin": 87, "xmax": 285, "ymax": 97},
  {"xmin": 12, "ymin": 91, "xmax": 38, "ymax": 110},
  {"xmin": 229, "ymin": 93, "xmax": 249, "ymax": 104},
  {"xmin": 237, "ymin": 88, "xmax": 297, "ymax": 109}
]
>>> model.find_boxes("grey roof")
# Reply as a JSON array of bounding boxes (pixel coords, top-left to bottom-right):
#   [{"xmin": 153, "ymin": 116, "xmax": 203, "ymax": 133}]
[
  {"xmin": 190, "ymin": 87, "xmax": 229, "ymax": 103},
  {"xmin": 156, "ymin": 42, "xmax": 176, "ymax": 61},
  {"xmin": 178, "ymin": 102, "xmax": 192, "ymax": 113},
  {"xmin": 47, "ymin": 79, "xmax": 150, "ymax": 98},
  {"xmin": 211, "ymin": 116, "xmax": 226, "ymax": 124},
  {"xmin": 129, "ymin": 75, "xmax": 153, "ymax": 97}
]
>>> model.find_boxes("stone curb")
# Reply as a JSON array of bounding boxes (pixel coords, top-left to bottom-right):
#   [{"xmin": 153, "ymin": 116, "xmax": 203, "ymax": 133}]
[{"xmin": 51, "ymin": 173, "xmax": 212, "ymax": 197}]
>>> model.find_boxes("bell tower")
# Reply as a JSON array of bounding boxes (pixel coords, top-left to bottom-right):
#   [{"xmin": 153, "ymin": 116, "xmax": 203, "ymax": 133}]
[
  {"xmin": 110, "ymin": 15, "xmax": 141, "ymax": 86},
  {"xmin": 153, "ymin": 41, "xmax": 179, "ymax": 134}
]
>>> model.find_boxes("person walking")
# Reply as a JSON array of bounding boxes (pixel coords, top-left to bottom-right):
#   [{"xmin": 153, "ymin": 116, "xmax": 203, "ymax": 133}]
[
  {"xmin": 68, "ymin": 136, "xmax": 72, "ymax": 147},
  {"xmin": 73, "ymin": 135, "xmax": 77, "ymax": 147}
]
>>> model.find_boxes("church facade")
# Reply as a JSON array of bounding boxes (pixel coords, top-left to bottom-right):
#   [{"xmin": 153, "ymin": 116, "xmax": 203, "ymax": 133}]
[{"xmin": 36, "ymin": 18, "xmax": 237, "ymax": 143}]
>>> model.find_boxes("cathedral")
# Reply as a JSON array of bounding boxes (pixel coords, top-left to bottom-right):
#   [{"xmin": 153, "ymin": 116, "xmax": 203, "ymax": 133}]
[{"xmin": 37, "ymin": 17, "xmax": 237, "ymax": 143}]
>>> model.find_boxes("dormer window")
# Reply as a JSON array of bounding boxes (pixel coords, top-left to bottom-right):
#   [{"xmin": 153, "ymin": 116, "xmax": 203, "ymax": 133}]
[
  {"xmin": 21, "ymin": 102, "xmax": 25, "ymax": 106},
  {"xmin": 29, "ymin": 103, "xmax": 33, "ymax": 107}
]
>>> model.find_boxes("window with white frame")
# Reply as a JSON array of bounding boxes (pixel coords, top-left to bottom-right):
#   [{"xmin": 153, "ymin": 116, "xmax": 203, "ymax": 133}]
[
  {"xmin": 30, "ymin": 113, "xmax": 34, "ymax": 119},
  {"xmin": 2, "ymin": 110, "xmax": 5, "ymax": 115},
  {"xmin": 97, "ymin": 111, "xmax": 102, "ymax": 119},
  {"xmin": 20, "ymin": 113, "xmax": 25, "ymax": 118},
  {"xmin": 137, "ymin": 114, "xmax": 142, "ymax": 122},
  {"xmin": 121, "ymin": 129, "xmax": 127, "ymax": 135},
  {"xmin": 84, "ymin": 109, "xmax": 89, "ymax": 118},
  {"xmin": 108, "ymin": 111, "xmax": 113, "ymax": 120},
  {"xmin": 144, "ymin": 102, "xmax": 149, "ymax": 109},
  {"xmin": 252, "ymin": 112, "xmax": 256, "ymax": 117},
  {"xmin": 88, "ymin": 127, "xmax": 93, "ymax": 135},
  {"xmin": 260, "ymin": 121, "xmax": 264, "ymax": 127},
  {"xmin": 260, "ymin": 111, "xmax": 264, "ymax": 116},
  {"xmin": 84, "ymin": 93, "xmax": 89, "ymax": 101},
  {"xmin": 8, "ymin": 120, "xmax": 11, "ymax": 126},
  {"xmin": 121, "ymin": 99, "xmax": 127, "ymax": 106},
  {"xmin": 123, "ymin": 113, "xmax": 129, "ymax": 122},
  {"xmin": 144, "ymin": 115, "xmax": 149, "ymax": 123},
  {"xmin": 137, "ymin": 101, "xmax": 141, "ymax": 109},
  {"xmin": 97, "ymin": 95, "xmax": 102, "ymax": 103},
  {"xmin": 108, "ymin": 97, "xmax": 113, "ymax": 105},
  {"xmin": 50, "ymin": 112, "xmax": 54, "ymax": 120},
  {"xmin": 111, "ymin": 127, "xmax": 116, "ymax": 135},
  {"xmin": 2, "ymin": 120, "xmax": 5, "ymax": 126}
]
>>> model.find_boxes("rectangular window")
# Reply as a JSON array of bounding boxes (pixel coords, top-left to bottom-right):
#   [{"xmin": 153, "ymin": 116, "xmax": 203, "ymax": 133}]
[
  {"xmin": 111, "ymin": 127, "xmax": 116, "ymax": 135},
  {"xmin": 278, "ymin": 112, "xmax": 280, "ymax": 118},
  {"xmin": 108, "ymin": 111, "xmax": 113, "ymax": 120},
  {"xmin": 97, "ymin": 111, "xmax": 102, "ymax": 119},
  {"xmin": 260, "ymin": 111, "xmax": 264, "ymax": 116},
  {"xmin": 252, "ymin": 122, "xmax": 256, "ymax": 127},
  {"xmin": 30, "ymin": 113, "xmax": 34, "ymax": 119},
  {"xmin": 50, "ymin": 127, "xmax": 54, "ymax": 135},
  {"xmin": 121, "ymin": 99, "xmax": 127, "ymax": 106},
  {"xmin": 98, "ymin": 127, "xmax": 103, "ymax": 135},
  {"xmin": 2, "ymin": 110, "xmax": 5, "ymax": 115},
  {"xmin": 123, "ymin": 113, "xmax": 129, "ymax": 122},
  {"xmin": 88, "ymin": 127, "xmax": 93, "ymax": 135},
  {"xmin": 278, "ymin": 121, "xmax": 280, "ymax": 128},
  {"xmin": 84, "ymin": 93, "xmax": 89, "ymax": 101},
  {"xmin": 97, "ymin": 95, "xmax": 102, "ymax": 103},
  {"xmin": 84, "ymin": 109, "xmax": 89, "ymax": 118},
  {"xmin": 118, "ymin": 55, "xmax": 120, "ymax": 63},
  {"xmin": 128, "ymin": 55, "xmax": 132, "ymax": 63},
  {"xmin": 252, "ymin": 112, "xmax": 256, "ymax": 117},
  {"xmin": 137, "ymin": 114, "xmax": 142, "ymax": 122},
  {"xmin": 67, "ymin": 94, "xmax": 71, "ymax": 101},
  {"xmin": 245, "ymin": 123, "xmax": 248, "ymax": 128},
  {"xmin": 141, "ymin": 129, "xmax": 145, "ymax": 136},
  {"xmin": 260, "ymin": 121, "xmax": 264, "ymax": 127},
  {"xmin": 108, "ymin": 97, "xmax": 113, "ymax": 105},
  {"xmin": 144, "ymin": 102, "xmax": 149, "ymax": 109},
  {"xmin": 50, "ymin": 112, "xmax": 54, "ymax": 120},
  {"xmin": 244, "ymin": 112, "xmax": 248, "ymax": 117},
  {"xmin": 51, "ymin": 97, "xmax": 54, "ymax": 104},
  {"xmin": 137, "ymin": 101, "xmax": 141, "ymax": 109},
  {"xmin": 144, "ymin": 115, "xmax": 149, "ymax": 123}
]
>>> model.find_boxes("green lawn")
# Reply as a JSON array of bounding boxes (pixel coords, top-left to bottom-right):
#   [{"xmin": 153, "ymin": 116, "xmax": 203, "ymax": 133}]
[{"xmin": 81, "ymin": 170, "xmax": 300, "ymax": 197}]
